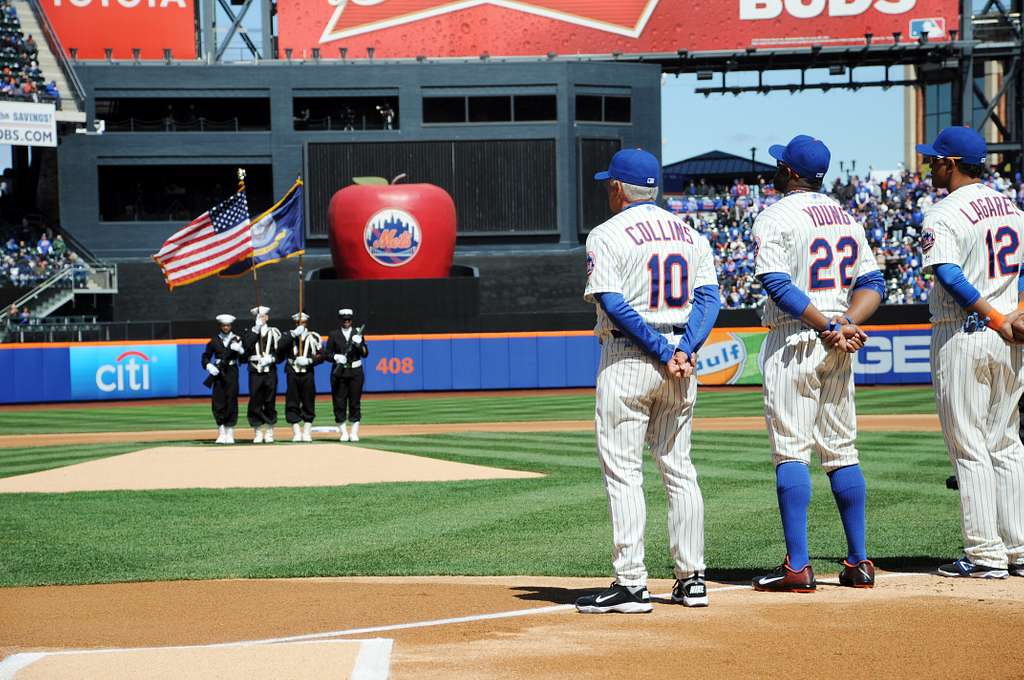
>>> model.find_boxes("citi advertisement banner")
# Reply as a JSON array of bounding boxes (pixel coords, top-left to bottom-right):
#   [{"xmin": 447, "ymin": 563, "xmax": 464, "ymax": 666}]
[
  {"xmin": 40, "ymin": 0, "xmax": 197, "ymax": 60},
  {"xmin": 278, "ymin": 0, "xmax": 957, "ymax": 60},
  {"xmin": 69, "ymin": 345, "xmax": 178, "ymax": 400}
]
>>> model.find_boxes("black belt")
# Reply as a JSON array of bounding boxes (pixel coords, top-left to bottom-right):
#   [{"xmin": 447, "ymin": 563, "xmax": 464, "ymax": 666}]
[{"xmin": 610, "ymin": 325, "xmax": 686, "ymax": 339}]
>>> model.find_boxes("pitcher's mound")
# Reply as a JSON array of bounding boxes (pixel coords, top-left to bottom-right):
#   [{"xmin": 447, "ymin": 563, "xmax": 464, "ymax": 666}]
[{"xmin": 0, "ymin": 444, "xmax": 543, "ymax": 493}]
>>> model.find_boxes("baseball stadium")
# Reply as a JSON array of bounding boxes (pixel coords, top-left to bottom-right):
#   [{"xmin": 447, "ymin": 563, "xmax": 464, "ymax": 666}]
[{"xmin": 2, "ymin": 0, "xmax": 1024, "ymax": 677}]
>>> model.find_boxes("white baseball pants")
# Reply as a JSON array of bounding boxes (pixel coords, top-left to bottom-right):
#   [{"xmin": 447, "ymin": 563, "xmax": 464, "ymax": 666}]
[
  {"xmin": 931, "ymin": 322, "xmax": 1024, "ymax": 570},
  {"xmin": 594, "ymin": 338, "xmax": 705, "ymax": 586},
  {"xmin": 760, "ymin": 323, "xmax": 860, "ymax": 472}
]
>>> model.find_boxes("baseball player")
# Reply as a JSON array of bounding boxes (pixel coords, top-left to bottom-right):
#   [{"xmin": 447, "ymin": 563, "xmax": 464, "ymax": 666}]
[
  {"xmin": 917, "ymin": 126, "xmax": 1024, "ymax": 579},
  {"xmin": 324, "ymin": 308, "xmax": 369, "ymax": 442},
  {"xmin": 574, "ymin": 148, "xmax": 721, "ymax": 614},
  {"xmin": 243, "ymin": 305, "xmax": 283, "ymax": 444},
  {"xmin": 750, "ymin": 135, "xmax": 885, "ymax": 593},
  {"xmin": 201, "ymin": 313, "xmax": 244, "ymax": 444},
  {"xmin": 281, "ymin": 312, "xmax": 322, "ymax": 442}
]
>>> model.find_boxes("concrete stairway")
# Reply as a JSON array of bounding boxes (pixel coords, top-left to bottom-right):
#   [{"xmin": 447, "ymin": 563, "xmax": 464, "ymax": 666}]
[{"xmin": 11, "ymin": 0, "xmax": 83, "ymax": 121}]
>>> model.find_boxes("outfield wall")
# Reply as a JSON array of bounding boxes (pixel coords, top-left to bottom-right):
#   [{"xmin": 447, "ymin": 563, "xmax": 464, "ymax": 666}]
[{"xmin": 0, "ymin": 326, "xmax": 932, "ymax": 404}]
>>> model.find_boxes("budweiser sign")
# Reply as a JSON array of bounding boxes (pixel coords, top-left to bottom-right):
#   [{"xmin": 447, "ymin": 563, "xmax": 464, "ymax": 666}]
[{"xmin": 278, "ymin": 0, "xmax": 957, "ymax": 59}]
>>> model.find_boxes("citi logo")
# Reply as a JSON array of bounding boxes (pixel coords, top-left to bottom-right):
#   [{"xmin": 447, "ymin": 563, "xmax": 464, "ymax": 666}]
[{"xmin": 96, "ymin": 350, "xmax": 155, "ymax": 393}]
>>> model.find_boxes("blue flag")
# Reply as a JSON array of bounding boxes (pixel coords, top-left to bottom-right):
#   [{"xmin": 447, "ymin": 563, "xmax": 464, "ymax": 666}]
[{"xmin": 220, "ymin": 179, "xmax": 304, "ymax": 277}]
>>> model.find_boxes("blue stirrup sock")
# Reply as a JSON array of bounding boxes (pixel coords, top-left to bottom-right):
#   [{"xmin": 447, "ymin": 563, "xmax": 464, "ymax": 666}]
[
  {"xmin": 828, "ymin": 464, "xmax": 868, "ymax": 564},
  {"xmin": 775, "ymin": 462, "xmax": 812, "ymax": 571}
]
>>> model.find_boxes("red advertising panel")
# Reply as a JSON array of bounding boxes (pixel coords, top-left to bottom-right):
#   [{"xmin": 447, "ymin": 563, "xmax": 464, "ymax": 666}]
[
  {"xmin": 278, "ymin": 0, "xmax": 958, "ymax": 60},
  {"xmin": 40, "ymin": 0, "xmax": 197, "ymax": 60}
]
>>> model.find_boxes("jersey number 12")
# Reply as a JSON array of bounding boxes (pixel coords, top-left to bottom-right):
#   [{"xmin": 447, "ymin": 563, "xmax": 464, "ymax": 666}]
[
  {"xmin": 647, "ymin": 254, "xmax": 689, "ymax": 309},
  {"xmin": 985, "ymin": 225, "xmax": 1020, "ymax": 278}
]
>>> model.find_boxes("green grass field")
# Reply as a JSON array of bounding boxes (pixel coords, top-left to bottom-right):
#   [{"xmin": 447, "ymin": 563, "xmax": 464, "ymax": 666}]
[
  {"xmin": 0, "ymin": 388, "xmax": 960, "ymax": 588},
  {"xmin": 0, "ymin": 387, "xmax": 937, "ymax": 435}
]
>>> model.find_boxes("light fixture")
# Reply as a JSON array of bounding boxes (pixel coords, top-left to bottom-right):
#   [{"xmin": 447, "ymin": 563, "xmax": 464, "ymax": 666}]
[{"xmin": 696, "ymin": 70, "xmax": 713, "ymax": 81}]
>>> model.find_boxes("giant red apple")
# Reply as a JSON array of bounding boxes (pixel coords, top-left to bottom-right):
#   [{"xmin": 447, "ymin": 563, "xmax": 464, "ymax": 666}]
[{"xmin": 328, "ymin": 180, "xmax": 456, "ymax": 279}]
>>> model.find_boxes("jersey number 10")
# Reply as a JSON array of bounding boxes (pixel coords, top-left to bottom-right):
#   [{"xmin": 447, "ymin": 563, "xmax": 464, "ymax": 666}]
[{"xmin": 647, "ymin": 254, "xmax": 689, "ymax": 309}]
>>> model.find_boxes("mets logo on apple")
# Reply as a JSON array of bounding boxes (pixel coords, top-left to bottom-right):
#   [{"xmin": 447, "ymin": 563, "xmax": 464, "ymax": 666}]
[{"xmin": 364, "ymin": 208, "xmax": 422, "ymax": 267}]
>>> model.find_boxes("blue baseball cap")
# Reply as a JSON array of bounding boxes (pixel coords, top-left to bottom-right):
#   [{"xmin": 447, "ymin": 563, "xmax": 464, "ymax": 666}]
[
  {"xmin": 768, "ymin": 135, "xmax": 831, "ymax": 180},
  {"xmin": 916, "ymin": 126, "xmax": 987, "ymax": 164},
  {"xmin": 594, "ymin": 148, "xmax": 660, "ymax": 188}
]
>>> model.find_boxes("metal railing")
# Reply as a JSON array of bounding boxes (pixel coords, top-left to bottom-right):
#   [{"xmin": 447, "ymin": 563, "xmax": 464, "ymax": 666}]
[
  {"xmin": 0, "ymin": 263, "xmax": 117, "ymax": 325},
  {"xmin": 24, "ymin": 0, "xmax": 85, "ymax": 110},
  {"xmin": 103, "ymin": 117, "xmax": 259, "ymax": 133},
  {"xmin": 3, "ymin": 319, "xmax": 171, "ymax": 343}
]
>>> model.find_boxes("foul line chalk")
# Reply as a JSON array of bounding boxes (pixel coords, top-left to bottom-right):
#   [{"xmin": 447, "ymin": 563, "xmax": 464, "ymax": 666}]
[
  {"xmin": 0, "ymin": 571, "xmax": 932, "ymax": 677},
  {"xmin": 0, "ymin": 638, "xmax": 392, "ymax": 680},
  {"xmin": 233, "ymin": 571, "xmax": 931, "ymax": 646}
]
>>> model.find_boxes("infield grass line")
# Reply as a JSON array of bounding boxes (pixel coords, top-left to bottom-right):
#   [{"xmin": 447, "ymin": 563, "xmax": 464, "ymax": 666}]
[{"xmin": 0, "ymin": 387, "xmax": 937, "ymax": 436}]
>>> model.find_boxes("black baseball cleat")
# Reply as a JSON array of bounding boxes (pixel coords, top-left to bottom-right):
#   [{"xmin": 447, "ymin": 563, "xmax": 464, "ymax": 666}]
[
  {"xmin": 1010, "ymin": 564, "xmax": 1024, "ymax": 577},
  {"xmin": 839, "ymin": 559, "xmax": 876, "ymax": 588},
  {"xmin": 937, "ymin": 557, "xmax": 1008, "ymax": 579},
  {"xmin": 752, "ymin": 558, "xmax": 816, "ymax": 593},
  {"xmin": 672, "ymin": 573, "xmax": 709, "ymax": 607},
  {"xmin": 575, "ymin": 582, "xmax": 653, "ymax": 614}
]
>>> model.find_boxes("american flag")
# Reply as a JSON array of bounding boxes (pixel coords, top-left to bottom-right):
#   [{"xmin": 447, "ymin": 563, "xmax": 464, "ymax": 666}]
[{"xmin": 152, "ymin": 191, "xmax": 254, "ymax": 289}]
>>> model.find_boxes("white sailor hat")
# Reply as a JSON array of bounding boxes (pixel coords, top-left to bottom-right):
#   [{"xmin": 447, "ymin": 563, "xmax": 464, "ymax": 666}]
[
  {"xmin": 292, "ymin": 312, "xmax": 310, "ymax": 322},
  {"xmin": 216, "ymin": 314, "xmax": 236, "ymax": 325},
  {"xmin": 250, "ymin": 306, "xmax": 271, "ymax": 316},
  {"xmin": 338, "ymin": 308, "xmax": 354, "ymax": 318}
]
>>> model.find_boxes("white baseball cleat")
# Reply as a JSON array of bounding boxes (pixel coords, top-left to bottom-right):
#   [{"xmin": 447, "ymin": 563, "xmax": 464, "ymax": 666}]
[
  {"xmin": 225, "ymin": 427, "xmax": 235, "ymax": 444},
  {"xmin": 291, "ymin": 423, "xmax": 302, "ymax": 442},
  {"xmin": 264, "ymin": 425, "xmax": 275, "ymax": 443},
  {"xmin": 338, "ymin": 423, "xmax": 349, "ymax": 442},
  {"xmin": 302, "ymin": 422, "xmax": 313, "ymax": 442},
  {"xmin": 253, "ymin": 426, "xmax": 265, "ymax": 444},
  {"xmin": 215, "ymin": 425, "xmax": 226, "ymax": 444},
  {"xmin": 350, "ymin": 422, "xmax": 360, "ymax": 442}
]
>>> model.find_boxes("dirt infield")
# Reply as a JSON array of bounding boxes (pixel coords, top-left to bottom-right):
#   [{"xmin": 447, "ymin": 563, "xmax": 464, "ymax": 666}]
[
  {"xmin": 0, "ymin": 444, "xmax": 542, "ymax": 493},
  {"xmin": 0, "ymin": 414, "xmax": 940, "ymax": 449},
  {"xmin": 1, "ymin": 574, "xmax": 1021, "ymax": 679}
]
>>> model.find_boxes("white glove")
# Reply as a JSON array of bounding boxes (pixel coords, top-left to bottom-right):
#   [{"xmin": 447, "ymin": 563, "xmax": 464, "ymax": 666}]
[
  {"xmin": 249, "ymin": 355, "xmax": 261, "ymax": 364},
  {"xmin": 259, "ymin": 355, "xmax": 275, "ymax": 368},
  {"xmin": 352, "ymin": 334, "xmax": 363, "ymax": 344},
  {"xmin": 205, "ymin": 362, "xmax": 220, "ymax": 376},
  {"xmin": 228, "ymin": 340, "xmax": 243, "ymax": 353},
  {"xmin": 334, "ymin": 354, "xmax": 348, "ymax": 365},
  {"xmin": 291, "ymin": 326, "xmax": 306, "ymax": 338},
  {"xmin": 295, "ymin": 356, "xmax": 311, "ymax": 367}
]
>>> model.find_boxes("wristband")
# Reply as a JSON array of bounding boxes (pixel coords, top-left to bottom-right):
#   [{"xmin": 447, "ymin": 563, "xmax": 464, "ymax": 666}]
[
  {"xmin": 841, "ymin": 315, "xmax": 854, "ymax": 325},
  {"xmin": 986, "ymin": 309, "xmax": 1007, "ymax": 330},
  {"xmin": 818, "ymin": 319, "xmax": 840, "ymax": 336},
  {"xmin": 1018, "ymin": 301, "xmax": 1024, "ymax": 311}
]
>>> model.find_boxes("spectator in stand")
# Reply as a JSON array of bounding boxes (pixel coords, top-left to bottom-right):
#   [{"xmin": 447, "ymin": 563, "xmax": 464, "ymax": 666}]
[{"xmin": 17, "ymin": 306, "xmax": 28, "ymax": 324}]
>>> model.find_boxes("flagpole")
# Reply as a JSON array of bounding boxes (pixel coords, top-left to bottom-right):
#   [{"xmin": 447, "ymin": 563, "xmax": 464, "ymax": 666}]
[
  {"xmin": 237, "ymin": 167, "xmax": 260, "ymax": 308},
  {"xmin": 298, "ymin": 252, "xmax": 304, "ymax": 319}
]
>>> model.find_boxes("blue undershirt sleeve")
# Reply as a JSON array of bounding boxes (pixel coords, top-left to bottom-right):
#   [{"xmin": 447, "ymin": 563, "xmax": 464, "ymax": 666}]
[
  {"xmin": 758, "ymin": 272, "xmax": 811, "ymax": 320},
  {"xmin": 852, "ymin": 270, "xmax": 886, "ymax": 299},
  {"xmin": 1018, "ymin": 272, "xmax": 1024, "ymax": 294},
  {"xmin": 934, "ymin": 263, "xmax": 981, "ymax": 308},
  {"xmin": 677, "ymin": 285, "xmax": 721, "ymax": 356},
  {"xmin": 597, "ymin": 292, "xmax": 674, "ymax": 364}
]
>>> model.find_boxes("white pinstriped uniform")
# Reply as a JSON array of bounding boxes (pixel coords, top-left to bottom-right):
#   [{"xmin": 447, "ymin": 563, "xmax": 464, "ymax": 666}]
[
  {"xmin": 922, "ymin": 182, "xmax": 1024, "ymax": 570},
  {"xmin": 583, "ymin": 202, "xmax": 717, "ymax": 586},
  {"xmin": 752, "ymin": 191, "xmax": 878, "ymax": 471}
]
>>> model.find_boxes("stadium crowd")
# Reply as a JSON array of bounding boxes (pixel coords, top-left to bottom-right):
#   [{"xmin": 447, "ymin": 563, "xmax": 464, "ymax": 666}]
[
  {"xmin": 0, "ymin": 219, "xmax": 81, "ymax": 290},
  {"xmin": 0, "ymin": 0, "xmax": 59, "ymax": 107},
  {"xmin": 667, "ymin": 169, "xmax": 1024, "ymax": 309}
]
